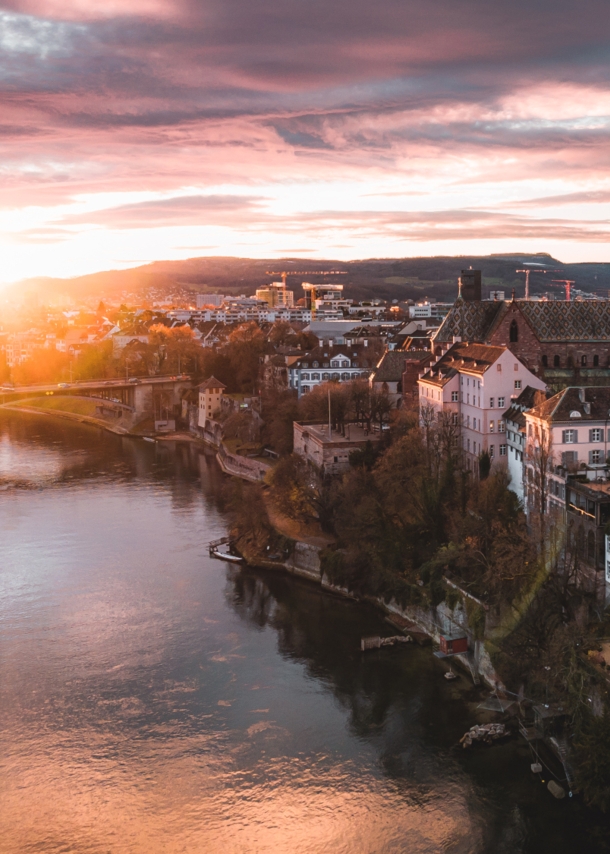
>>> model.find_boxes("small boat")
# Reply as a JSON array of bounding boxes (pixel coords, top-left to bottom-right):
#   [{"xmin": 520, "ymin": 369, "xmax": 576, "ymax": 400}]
[
  {"xmin": 444, "ymin": 668, "xmax": 457, "ymax": 681},
  {"xmin": 143, "ymin": 437, "xmax": 155, "ymax": 443},
  {"xmin": 212, "ymin": 550, "xmax": 244, "ymax": 564}
]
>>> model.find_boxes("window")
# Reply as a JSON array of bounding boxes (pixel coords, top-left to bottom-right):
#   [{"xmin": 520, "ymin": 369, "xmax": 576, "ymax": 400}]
[
  {"xmin": 563, "ymin": 429, "xmax": 577, "ymax": 444},
  {"xmin": 542, "ymin": 355, "xmax": 548, "ymax": 367},
  {"xmin": 594, "ymin": 355, "xmax": 599, "ymax": 367},
  {"xmin": 498, "ymin": 397, "xmax": 505, "ymax": 407},
  {"xmin": 489, "ymin": 420, "xmax": 495, "ymax": 433},
  {"xmin": 590, "ymin": 450, "xmax": 603, "ymax": 464},
  {"xmin": 312, "ymin": 361, "xmax": 319, "ymax": 368},
  {"xmin": 451, "ymin": 391, "xmax": 459, "ymax": 402},
  {"xmin": 497, "ymin": 364, "xmax": 502, "ymax": 372},
  {"xmin": 302, "ymin": 385, "xmax": 310, "ymax": 393},
  {"xmin": 489, "ymin": 397, "xmax": 494, "ymax": 408},
  {"xmin": 514, "ymin": 363, "xmax": 518, "ymax": 372},
  {"xmin": 500, "ymin": 444, "xmax": 507, "ymax": 456},
  {"xmin": 554, "ymin": 355, "xmax": 560, "ymax": 367},
  {"xmin": 322, "ymin": 372, "xmax": 329, "ymax": 380},
  {"xmin": 514, "ymin": 380, "xmax": 522, "ymax": 389},
  {"xmin": 467, "ymin": 415, "xmax": 470, "ymax": 427},
  {"xmin": 489, "ymin": 445, "xmax": 495, "ymax": 457},
  {"xmin": 467, "ymin": 394, "xmax": 470, "ymax": 404},
  {"xmin": 562, "ymin": 451, "xmax": 577, "ymax": 466},
  {"xmin": 301, "ymin": 373, "xmax": 310, "ymax": 380},
  {"xmin": 581, "ymin": 355, "xmax": 587, "ymax": 367},
  {"xmin": 590, "ymin": 429, "xmax": 603, "ymax": 442},
  {"xmin": 312, "ymin": 373, "xmax": 320, "ymax": 381},
  {"xmin": 498, "ymin": 420, "xmax": 505, "ymax": 433},
  {"xmin": 509, "ymin": 320, "xmax": 519, "ymax": 342},
  {"xmin": 452, "ymin": 413, "xmax": 459, "ymax": 425}
]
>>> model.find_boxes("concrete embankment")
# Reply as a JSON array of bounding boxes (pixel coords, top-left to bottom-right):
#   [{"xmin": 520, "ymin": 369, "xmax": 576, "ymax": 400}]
[{"xmin": 236, "ymin": 535, "xmax": 501, "ymax": 689}]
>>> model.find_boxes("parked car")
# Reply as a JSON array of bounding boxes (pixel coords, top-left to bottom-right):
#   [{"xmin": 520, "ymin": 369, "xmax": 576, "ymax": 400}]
[
  {"xmin": 58, "ymin": 382, "xmax": 70, "ymax": 388},
  {"xmin": 128, "ymin": 377, "xmax": 141, "ymax": 384}
]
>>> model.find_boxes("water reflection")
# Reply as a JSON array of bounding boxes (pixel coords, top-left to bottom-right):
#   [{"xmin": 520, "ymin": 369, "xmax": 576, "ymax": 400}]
[{"xmin": 0, "ymin": 412, "xmax": 605, "ymax": 854}]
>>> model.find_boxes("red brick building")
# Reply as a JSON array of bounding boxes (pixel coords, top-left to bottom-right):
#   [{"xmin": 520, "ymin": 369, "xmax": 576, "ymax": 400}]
[{"xmin": 433, "ymin": 296, "xmax": 610, "ymax": 384}]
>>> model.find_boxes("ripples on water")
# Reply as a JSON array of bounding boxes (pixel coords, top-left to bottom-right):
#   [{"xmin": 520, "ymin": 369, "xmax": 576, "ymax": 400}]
[{"xmin": 0, "ymin": 414, "xmax": 605, "ymax": 853}]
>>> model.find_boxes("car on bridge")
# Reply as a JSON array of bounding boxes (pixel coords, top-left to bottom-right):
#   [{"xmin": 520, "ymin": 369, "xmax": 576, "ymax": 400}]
[{"xmin": 58, "ymin": 383, "xmax": 70, "ymax": 389}]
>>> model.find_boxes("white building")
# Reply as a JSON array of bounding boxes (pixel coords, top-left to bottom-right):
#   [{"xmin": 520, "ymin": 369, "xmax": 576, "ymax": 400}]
[
  {"xmin": 288, "ymin": 345, "xmax": 375, "ymax": 397},
  {"xmin": 417, "ymin": 342, "xmax": 546, "ymax": 473},
  {"xmin": 198, "ymin": 376, "xmax": 227, "ymax": 429},
  {"xmin": 503, "ymin": 386, "xmax": 545, "ymax": 501}
]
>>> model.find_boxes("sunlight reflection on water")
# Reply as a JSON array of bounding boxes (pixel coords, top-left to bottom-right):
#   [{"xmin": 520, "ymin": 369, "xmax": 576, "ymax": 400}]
[{"xmin": 0, "ymin": 413, "xmax": 591, "ymax": 854}]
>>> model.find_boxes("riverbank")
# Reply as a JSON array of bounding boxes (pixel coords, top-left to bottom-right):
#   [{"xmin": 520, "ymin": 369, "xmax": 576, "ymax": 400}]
[{"xmin": 1, "ymin": 401, "xmax": 132, "ymax": 434}]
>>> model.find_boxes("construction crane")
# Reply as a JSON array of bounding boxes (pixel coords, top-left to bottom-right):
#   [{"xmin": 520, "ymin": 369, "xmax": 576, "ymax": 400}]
[
  {"xmin": 265, "ymin": 270, "xmax": 347, "ymax": 285},
  {"xmin": 551, "ymin": 279, "xmax": 576, "ymax": 301},
  {"xmin": 516, "ymin": 267, "xmax": 552, "ymax": 300}
]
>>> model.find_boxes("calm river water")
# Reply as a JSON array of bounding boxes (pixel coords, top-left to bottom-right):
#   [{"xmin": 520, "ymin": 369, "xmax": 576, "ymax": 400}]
[{"xmin": 0, "ymin": 413, "xmax": 608, "ymax": 854}]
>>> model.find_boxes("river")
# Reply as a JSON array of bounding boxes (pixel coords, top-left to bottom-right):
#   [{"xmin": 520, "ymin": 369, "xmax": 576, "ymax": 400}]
[{"xmin": 0, "ymin": 412, "xmax": 607, "ymax": 854}]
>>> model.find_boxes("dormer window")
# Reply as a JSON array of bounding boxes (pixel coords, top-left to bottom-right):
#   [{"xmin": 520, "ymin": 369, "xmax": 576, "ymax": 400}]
[
  {"xmin": 569, "ymin": 411, "xmax": 582, "ymax": 418},
  {"xmin": 312, "ymin": 361, "xmax": 319, "ymax": 368}
]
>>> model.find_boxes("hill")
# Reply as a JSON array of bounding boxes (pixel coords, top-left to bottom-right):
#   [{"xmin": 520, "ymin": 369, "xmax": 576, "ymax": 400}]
[{"xmin": 5, "ymin": 254, "xmax": 610, "ymax": 306}]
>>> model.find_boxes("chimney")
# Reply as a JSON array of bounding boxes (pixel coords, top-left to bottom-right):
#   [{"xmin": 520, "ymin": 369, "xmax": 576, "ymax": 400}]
[
  {"xmin": 364, "ymin": 338, "xmax": 368, "ymax": 347},
  {"xmin": 578, "ymin": 388, "xmax": 586, "ymax": 403}
]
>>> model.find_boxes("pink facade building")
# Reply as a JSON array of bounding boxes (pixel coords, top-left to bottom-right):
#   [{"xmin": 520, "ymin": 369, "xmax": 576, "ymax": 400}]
[{"xmin": 418, "ymin": 342, "xmax": 546, "ymax": 473}]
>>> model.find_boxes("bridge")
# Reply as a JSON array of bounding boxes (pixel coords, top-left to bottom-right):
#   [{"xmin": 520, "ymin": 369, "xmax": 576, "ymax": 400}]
[{"xmin": 0, "ymin": 375, "xmax": 194, "ymax": 426}]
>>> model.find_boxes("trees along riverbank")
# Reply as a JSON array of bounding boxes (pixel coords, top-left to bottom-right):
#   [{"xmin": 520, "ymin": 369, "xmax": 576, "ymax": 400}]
[{"xmin": 228, "ymin": 402, "xmax": 610, "ymax": 813}]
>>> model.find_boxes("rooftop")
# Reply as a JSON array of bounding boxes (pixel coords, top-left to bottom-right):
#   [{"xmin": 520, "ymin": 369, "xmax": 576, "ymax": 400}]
[
  {"xmin": 295, "ymin": 421, "xmax": 380, "ymax": 445},
  {"xmin": 434, "ymin": 297, "xmax": 610, "ymax": 344},
  {"xmin": 530, "ymin": 386, "xmax": 610, "ymax": 422}
]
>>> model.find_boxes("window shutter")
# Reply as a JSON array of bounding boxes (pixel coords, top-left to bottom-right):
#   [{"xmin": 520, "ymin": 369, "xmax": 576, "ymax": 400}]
[
  {"xmin": 573, "ymin": 430, "xmax": 578, "ymax": 443},
  {"xmin": 589, "ymin": 450, "xmax": 595, "ymax": 464},
  {"xmin": 562, "ymin": 430, "xmax": 567, "ymax": 443}
]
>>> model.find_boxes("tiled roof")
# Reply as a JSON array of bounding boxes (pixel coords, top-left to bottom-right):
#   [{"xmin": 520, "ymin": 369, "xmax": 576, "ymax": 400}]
[
  {"xmin": 292, "ymin": 345, "xmax": 375, "ymax": 369},
  {"xmin": 433, "ymin": 299, "xmax": 504, "ymax": 343},
  {"xmin": 433, "ymin": 342, "xmax": 506, "ymax": 374},
  {"xmin": 519, "ymin": 301, "xmax": 610, "ymax": 341},
  {"xmin": 530, "ymin": 386, "xmax": 610, "ymax": 422},
  {"xmin": 199, "ymin": 376, "xmax": 227, "ymax": 390},
  {"xmin": 371, "ymin": 351, "xmax": 408, "ymax": 383},
  {"xmin": 434, "ymin": 298, "xmax": 610, "ymax": 345}
]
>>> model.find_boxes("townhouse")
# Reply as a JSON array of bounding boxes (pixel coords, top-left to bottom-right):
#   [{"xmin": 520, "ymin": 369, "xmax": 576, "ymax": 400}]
[
  {"xmin": 288, "ymin": 344, "xmax": 375, "ymax": 397},
  {"xmin": 417, "ymin": 341, "xmax": 546, "ymax": 473}
]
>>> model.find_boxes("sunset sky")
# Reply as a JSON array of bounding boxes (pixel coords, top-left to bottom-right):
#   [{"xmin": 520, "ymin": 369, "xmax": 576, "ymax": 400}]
[{"xmin": 1, "ymin": 0, "xmax": 610, "ymax": 282}]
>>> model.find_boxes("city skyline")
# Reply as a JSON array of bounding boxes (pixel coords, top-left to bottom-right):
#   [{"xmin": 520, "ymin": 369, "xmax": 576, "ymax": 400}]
[{"xmin": 1, "ymin": 0, "xmax": 610, "ymax": 282}]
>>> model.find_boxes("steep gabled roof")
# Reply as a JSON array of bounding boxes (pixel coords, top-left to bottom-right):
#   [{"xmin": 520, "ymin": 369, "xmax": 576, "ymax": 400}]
[
  {"xmin": 371, "ymin": 351, "xmax": 407, "ymax": 383},
  {"xmin": 199, "ymin": 376, "xmax": 227, "ymax": 391},
  {"xmin": 432, "ymin": 299, "xmax": 505, "ymax": 344},
  {"xmin": 530, "ymin": 386, "xmax": 610, "ymax": 422}
]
